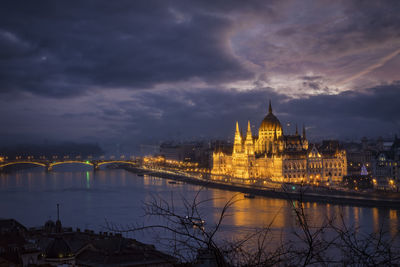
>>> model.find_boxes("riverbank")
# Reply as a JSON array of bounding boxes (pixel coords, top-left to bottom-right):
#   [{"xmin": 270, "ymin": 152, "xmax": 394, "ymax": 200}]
[{"xmin": 125, "ymin": 166, "xmax": 400, "ymax": 209}]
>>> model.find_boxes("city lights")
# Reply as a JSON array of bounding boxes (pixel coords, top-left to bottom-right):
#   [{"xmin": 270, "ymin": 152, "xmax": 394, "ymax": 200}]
[{"xmin": 212, "ymin": 102, "xmax": 347, "ymax": 184}]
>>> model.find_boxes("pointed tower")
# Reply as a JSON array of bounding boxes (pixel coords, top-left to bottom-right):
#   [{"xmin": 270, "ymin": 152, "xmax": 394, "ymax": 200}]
[
  {"xmin": 233, "ymin": 122, "xmax": 242, "ymax": 154},
  {"xmin": 268, "ymin": 99, "xmax": 272, "ymax": 114},
  {"xmin": 245, "ymin": 121, "xmax": 254, "ymax": 155},
  {"xmin": 246, "ymin": 121, "xmax": 252, "ymax": 140},
  {"xmin": 295, "ymin": 124, "xmax": 299, "ymax": 136},
  {"xmin": 302, "ymin": 124, "xmax": 309, "ymax": 150}
]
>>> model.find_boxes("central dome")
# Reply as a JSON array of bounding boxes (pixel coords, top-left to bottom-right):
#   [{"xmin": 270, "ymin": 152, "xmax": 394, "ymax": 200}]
[{"xmin": 260, "ymin": 101, "xmax": 282, "ymax": 131}]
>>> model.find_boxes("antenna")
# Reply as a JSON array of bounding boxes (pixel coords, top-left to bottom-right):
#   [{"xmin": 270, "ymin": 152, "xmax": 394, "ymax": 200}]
[{"xmin": 55, "ymin": 203, "xmax": 62, "ymax": 233}]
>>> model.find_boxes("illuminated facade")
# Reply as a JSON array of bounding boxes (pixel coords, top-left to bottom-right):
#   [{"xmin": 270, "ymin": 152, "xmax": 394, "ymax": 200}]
[{"xmin": 212, "ymin": 102, "xmax": 347, "ymax": 183}]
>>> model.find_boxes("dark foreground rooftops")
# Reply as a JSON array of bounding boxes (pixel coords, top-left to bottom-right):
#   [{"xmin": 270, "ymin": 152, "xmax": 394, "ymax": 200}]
[{"xmin": 0, "ymin": 218, "xmax": 176, "ymax": 267}]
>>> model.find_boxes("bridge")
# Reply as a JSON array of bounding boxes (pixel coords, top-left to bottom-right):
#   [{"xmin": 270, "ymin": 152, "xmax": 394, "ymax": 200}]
[{"xmin": 0, "ymin": 159, "xmax": 138, "ymax": 172}]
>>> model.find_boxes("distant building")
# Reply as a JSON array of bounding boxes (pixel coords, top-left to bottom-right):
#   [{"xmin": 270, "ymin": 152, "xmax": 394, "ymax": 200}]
[
  {"xmin": 212, "ymin": 102, "xmax": 347, "ymax": 183},
  {"xmin": 371, "ymin": 137, "xmax": 400, "ymax": 189},
  {"xmin": 345, "ymin": 136, "xmax": 400, "ymax": 190},
  {"xmin": 140, "ymin": 144, "xmax": 160, "ymax": 156},
  {"xmin": 160, "ymin": 141, "xmax": 213, "ymax": 168}
]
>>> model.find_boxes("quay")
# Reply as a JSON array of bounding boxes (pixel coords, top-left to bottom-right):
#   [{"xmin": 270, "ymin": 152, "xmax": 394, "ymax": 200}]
[{"xmin": 125, "ymin": 166, "xmax": 400, "ymax": 209}]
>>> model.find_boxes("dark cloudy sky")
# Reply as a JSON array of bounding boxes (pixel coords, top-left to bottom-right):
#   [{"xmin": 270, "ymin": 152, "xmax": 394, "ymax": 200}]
[{"xmin": 1, "ymin": 1, "xmax": 400, "ymax": 152}]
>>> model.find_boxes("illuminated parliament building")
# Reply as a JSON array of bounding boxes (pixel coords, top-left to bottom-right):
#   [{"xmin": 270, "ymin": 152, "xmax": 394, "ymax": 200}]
[{"xmin": 212, "ymin": 102, "xmax": 347, "ymax": 183}]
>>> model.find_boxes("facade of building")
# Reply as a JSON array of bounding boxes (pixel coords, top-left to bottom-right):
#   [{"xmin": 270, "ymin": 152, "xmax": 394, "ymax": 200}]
[
  {"xmin": 159, "ymin": 141, "xmax": 213, "ymax": 168},
  {"xmin": 212, "ymin": 102, "xmax": 347, "ymax": 183},
  {"xmin": 370, "ymin": 138, "xmax": 400, "ymax": 190},
  {"xmin": 345, "ymin": 136, "xmax": 400, "ymax": 189}
]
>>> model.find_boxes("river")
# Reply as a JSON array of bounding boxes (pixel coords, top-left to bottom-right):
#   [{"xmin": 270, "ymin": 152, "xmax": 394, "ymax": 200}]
[{"xmin": 1, "ymin": 165, "xmax": 399, "ymax": 254}]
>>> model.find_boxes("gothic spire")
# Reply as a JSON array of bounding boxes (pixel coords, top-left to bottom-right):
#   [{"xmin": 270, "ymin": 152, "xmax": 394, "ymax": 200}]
[
  {"xmin": 302, "ymin": 124, "xmax": 306, "ymax": 139},
  {"xmin": 295, "ymin": 124, "xmax": 298, "ymax": 135},
  {"xmin": 233, "ymin": 122, "xmax": 242, "ymax": 153},
  {"xmin": 246, "ymin": 121, "xmax": 252, "ymax": 139},
  {"xmin": 268, "ymin": 100, "xmax": 272, "ymax": 114},
  {"xmin": 245, "ymin": 120, "xmax": 254, "ymax": 155}
]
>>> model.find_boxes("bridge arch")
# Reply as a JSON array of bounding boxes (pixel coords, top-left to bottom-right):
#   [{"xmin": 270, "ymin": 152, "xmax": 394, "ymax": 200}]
[
  {"xmin": 0, "ymin": 161, "xmax": 47, "ymax": 169},
  {"xmin": 96, "ymin": 161, "xmax": 137, "ymax": 167},
  {"xmin": 0, "ymin": 160, "xmax": 137, "ymax": 172},
  {"xmin": 49, "ymin": 161, "xmax": 94, "ymax": 168}
]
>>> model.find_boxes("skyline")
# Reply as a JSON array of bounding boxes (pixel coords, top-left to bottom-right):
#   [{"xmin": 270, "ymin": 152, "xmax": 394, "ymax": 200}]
[{"xmin": 1, "ymin": 1, "xmax": 400, "ymax": 150}]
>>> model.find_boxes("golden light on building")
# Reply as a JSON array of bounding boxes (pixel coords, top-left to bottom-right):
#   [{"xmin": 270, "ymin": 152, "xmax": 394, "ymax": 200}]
[{"xmin": 212, "ymin": 101, "xmax": 347, "ymax": 183}]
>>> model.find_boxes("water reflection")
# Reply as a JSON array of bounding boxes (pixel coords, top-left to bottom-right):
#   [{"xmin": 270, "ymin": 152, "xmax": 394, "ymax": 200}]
[
  {"xmin": 86, "ymin": 171, "xmax": 90, "ymax": 189},
  {"xmin": 0, "ymin": 167, "xmax": 399, "ymax": 246}
]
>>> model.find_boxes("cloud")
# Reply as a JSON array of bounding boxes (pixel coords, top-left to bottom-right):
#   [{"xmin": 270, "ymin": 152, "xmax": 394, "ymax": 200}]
[
  {"xmin": 1, "ymin": 81, "xmax": 399, "ymax": 150},
  {"xmin": 339, "ymin": 47, "xmax": 400, "ymax": 85},
  {"xmin": 110, "ymin": 82, "xmax": 400, "ymax": 143},
  {"xmin": 1, "ymin": 1, "xmax": 399, "ymax": 98},
  {"xmin": 0, "ymin": 0, "xmax": 399, "ymax": 150},
  {"xmin": 279, "ymin": 82, "xmax": 400, "ymax": 139},
  {"xmin": 0, "ymin": 1, "xmax": 255, "ymax": 97}
]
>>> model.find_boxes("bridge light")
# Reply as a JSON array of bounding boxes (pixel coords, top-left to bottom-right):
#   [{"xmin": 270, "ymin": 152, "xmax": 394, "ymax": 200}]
[{"xmin": 85, "ymin": 161, "xmax": 90, "ymax": 164}]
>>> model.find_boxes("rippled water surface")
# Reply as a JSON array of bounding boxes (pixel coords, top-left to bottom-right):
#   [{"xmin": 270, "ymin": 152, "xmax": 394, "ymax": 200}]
[{"xmin": 1, "ymin": 165, "xmax": 399, "ymax": 247}]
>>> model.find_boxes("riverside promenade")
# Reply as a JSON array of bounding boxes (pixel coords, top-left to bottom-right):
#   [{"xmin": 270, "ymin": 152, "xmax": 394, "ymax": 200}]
[{"xmin": 125, "ymin": 166, "xmax": 400, "ymax": 209}]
